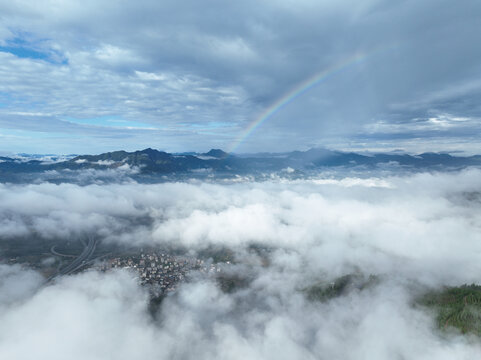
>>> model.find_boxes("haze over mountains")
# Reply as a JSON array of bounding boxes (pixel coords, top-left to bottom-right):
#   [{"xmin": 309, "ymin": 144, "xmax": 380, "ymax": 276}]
[{"xmin": 1, "ymin": 148, "xmax": 480, "ymax": 179}]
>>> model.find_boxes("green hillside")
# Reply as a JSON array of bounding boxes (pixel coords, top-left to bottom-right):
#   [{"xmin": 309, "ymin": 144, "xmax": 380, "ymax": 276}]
[{"xmin": 417, "ymin": 284, "xmax": 481, "ymax": 336}]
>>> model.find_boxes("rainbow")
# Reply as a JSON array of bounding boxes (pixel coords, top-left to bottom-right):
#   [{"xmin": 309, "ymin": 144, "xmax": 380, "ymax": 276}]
[{"xmin": 227, "ymin": 50, "xmax": 382, "ymax": 154}]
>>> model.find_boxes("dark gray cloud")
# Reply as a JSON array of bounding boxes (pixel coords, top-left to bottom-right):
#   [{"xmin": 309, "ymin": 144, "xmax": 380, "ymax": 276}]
[{"xmin": 0, "ymin": 0, "xmax": 480, "ymax": 153}]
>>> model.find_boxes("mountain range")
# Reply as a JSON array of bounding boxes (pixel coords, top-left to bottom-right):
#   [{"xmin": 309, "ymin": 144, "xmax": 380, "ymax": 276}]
[{"xmin": 1, "ymin": 148, "xmax": 481, "ymax": 179}]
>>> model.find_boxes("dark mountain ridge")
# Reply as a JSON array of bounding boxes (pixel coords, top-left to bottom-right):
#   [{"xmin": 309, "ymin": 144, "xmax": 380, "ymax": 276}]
[{"xmin": 1, "ymin": 148, "xmax": 481, "ymax": 179}]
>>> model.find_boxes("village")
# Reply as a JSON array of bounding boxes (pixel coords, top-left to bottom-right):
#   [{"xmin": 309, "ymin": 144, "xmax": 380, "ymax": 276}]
[{"xmin": 98, "ymin": 251, "xmax": 223, "ymax": 293}]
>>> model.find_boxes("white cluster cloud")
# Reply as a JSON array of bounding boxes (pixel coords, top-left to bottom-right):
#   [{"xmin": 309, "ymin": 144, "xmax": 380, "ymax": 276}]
[{"xmin": 1, "ymin": 170, "xmax": 481, "ymax": 358}]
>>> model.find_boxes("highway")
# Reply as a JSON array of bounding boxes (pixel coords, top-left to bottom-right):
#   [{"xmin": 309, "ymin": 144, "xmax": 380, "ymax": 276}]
[
  {"xmin": 48, "ymin": 236, "xmax": 97, "ymax": 280},
  {"xmin": 50, "ymin": 245, "xmax": 76, "ymax": 258}
]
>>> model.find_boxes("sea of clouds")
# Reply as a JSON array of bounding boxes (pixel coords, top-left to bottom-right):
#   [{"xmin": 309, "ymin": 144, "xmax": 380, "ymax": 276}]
[{"xmin": 1, "ymin": 169, "xmax": 481, "ymax": 359}]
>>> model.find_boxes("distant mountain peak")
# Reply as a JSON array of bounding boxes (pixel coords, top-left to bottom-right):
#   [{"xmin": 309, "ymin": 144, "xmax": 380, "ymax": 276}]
[
  {"xmin": 138, "ymin": 148, "xmax": 159, "ymax": 154},
  {"xmin": 203, "ymin": 149, "xmax": 228, "ymax": 158}
]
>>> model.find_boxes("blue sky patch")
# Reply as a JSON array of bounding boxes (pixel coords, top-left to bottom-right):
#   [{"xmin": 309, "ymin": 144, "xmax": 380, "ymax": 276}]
[{"xmin": 0, "ymin": 37, "xmax": 67, "ymax": 64}]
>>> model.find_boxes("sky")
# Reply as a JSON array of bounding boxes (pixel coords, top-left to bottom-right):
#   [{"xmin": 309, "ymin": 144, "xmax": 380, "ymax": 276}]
[{"xmin": 0, "ymin": 0, "xmax": 480, "ymax": 154}]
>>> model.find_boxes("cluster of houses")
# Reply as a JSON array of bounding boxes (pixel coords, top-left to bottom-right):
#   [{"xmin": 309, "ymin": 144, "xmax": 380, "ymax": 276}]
[{"xmin": 99, "ymin": 251, "xmax": 221, "ymax": 293}]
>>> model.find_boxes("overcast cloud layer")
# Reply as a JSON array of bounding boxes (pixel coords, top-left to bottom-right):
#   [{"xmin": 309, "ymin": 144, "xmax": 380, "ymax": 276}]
[
  {"xmin": 1, "ymin": 170, "xmax": 481, "ymax": 358},
  {"xmin": 1, "ymin": 0, "xmax": 481, "ymax": 154}
]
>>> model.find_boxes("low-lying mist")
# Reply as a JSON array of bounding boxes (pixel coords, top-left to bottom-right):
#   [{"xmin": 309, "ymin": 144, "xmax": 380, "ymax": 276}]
[{"xmin": 1, "ymin": 169, "xmax": 481, "ymax": 359}]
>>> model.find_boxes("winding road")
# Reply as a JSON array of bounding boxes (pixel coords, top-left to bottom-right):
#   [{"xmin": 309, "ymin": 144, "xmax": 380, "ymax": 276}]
[{"xmin": 48, "ymin": 236, "xmax": 97, "ymax": 281}]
